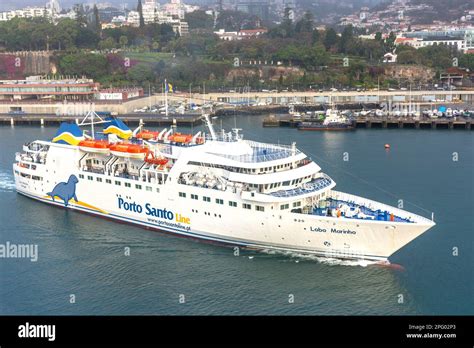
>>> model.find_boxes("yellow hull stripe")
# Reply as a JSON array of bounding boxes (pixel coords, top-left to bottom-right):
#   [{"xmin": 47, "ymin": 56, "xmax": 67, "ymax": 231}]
[{"xmin": 44, "ymin": 196, "xmax": 109, "ymax": 214}]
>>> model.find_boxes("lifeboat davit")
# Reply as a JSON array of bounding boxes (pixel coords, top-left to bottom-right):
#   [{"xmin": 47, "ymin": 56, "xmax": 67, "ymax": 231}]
[
  {"xmin": 169, "ymin": 133, "xmax": 193, "ymax": 144},
  {"xmin": 109, "ymin": 143, "xmax": 148, "ymax": 159},
  {"xmin": 136, "ymin": 130, "xmax": 160, "ymax": 140},
  {"xmin": 144, "ymin": 151, "xmax": 169, "ymax": 166},
  {"xmin": 78, "ymin": 139, "xmax": 111, "ymax": 154}
]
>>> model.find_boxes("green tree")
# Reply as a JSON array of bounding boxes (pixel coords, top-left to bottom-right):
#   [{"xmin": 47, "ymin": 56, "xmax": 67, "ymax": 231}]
[
  {"xmin": 93, "ymin": 5, "xmax": 101, "ymax": 34},
  {"xmin": 119, "ymin": 35, "xmax": 128, "ymax": 48},
  {"xmin": 53, "ymin": 19, "xmax": 79, "ymax": 50},
  {"xmin": 339, "ymin": 25, "xmax": 353, "ymax": 53},
  {"xmin": 73, "ymin": 4, "xmax": 87, "ymax": 27},
  {"xmin": 397, "ymin": 46, "xmax": 421, "ymax": 65},
  {"xmin": 137, "ymin": 0, "xmax": 145, "ymax": 28},
  {"xmin": 385, "ymin": 31, "xmax": 396, "ymax": 52},
  {"xmin": 59, "ymin": 53, "xmax": 109, "ymax": 79},
  {"xmin": 99, "ymin": 37, "xmax": 116, "ymax": 51},
  {"xmin": 185, "ymin": 10, "xmax": 214, "ymax": 30},
  {"xmin": 324, "ymin": 28, "xmax": 338, "ymax": 50},
  {"xmin": 459, "ymin": 53, "xmax": 474, "ymax": 71},
  {"xmin": 281, "ymin": 7, "xmax": 294, "ymax": 38},
  {"xmin": 295, "ymin": 11, "xmax": 314, "ymax": 34},
  {"xmin": 311, "ymin": 29, "xmax": 320, "ymax": 44},
  {"xmin": 128, "ymin": 63, "xmax": 154, "ymax": 82}
]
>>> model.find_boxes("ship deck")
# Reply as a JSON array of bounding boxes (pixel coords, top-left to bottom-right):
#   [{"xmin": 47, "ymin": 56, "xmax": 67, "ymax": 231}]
[
  {"xmin": 270, "ymin": 176, "xmax": 332, "ymax": 198},
  {"xmin": 313, "ymin": 198, "xmax": 414, "ymax": 223}
]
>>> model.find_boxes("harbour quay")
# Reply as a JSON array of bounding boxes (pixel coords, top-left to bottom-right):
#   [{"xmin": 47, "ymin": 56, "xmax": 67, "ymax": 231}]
[
  {"xmin": 263, "ymin": 115, "xmax": 472, "ymax": 130},
  {"xmin": 0, "ymin": 112, "xmax": 203, "ymax": 126},
  {"xmin": 205, "ymin": 89, "xmax": 474, "ymax": 106}
]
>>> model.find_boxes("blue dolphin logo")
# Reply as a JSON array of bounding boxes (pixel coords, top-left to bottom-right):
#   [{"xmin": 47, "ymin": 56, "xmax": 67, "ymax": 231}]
[{"xmin": 47, "ymin": 175, "xmax": 79, "ymax": 207}]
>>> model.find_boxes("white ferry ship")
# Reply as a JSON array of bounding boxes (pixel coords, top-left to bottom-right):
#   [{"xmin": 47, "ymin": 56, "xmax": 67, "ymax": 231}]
[{"xmin": 13, "ymin": 112, "xmax": 435, "ymax": 262}]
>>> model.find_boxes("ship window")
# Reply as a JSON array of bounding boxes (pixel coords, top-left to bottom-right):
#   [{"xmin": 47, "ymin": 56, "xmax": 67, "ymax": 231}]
[
  {"xmin": 216, "ymin": 198, "xmax": 223, "ymax": 205},
  {"xmin": 115, "ymin": 181, "xmax": 121, "ymax": 186},
  {"xmin": 106, "ymin": 179, "xmax": 111, "ymax": 184},
  {"xmin": 79, "ymin": 174, "xmax": 84, "ymax": 179},
  {"xmin": 280, "ymin": 204, "xmax": 289, "ymax": 210},
  {"xmin": 32, "ymin": 175, "xmax": 42, "ymax": 181},
  {"xmin": 179, "ymin": 192, "xmax": 186, "ymax": 198},
  {"xmin": 243, "ymin": 203, "xmax": 251, "ymax": 210},
  {"xmin": 125, "ymin": 183, "xmax": 131, "ymax": 188},
  {"xmin": 97, "ymin": 177, "xmax": 102, "ymax": 182},
  {"xmin": 256, "ymin": 205, "xmax": 264, "ymax": 212},
  {"xmin": 146, "ymin": 186, "xmax": 152, "ymax": 191},
  {"xmin": 293, "ymin": 201, "xmax": 301, "ymax": 207},
  {"xmin": 191, "ymin": 194, "xmax": 198, "ymax": 200},
  {"xmin": 88, "ymin": 176, "xmax": 93, "ymax": 180},
  {"xmin": 283, "ymin": 180, "xmax": 290, "ymax": 186},
  {"xmin": 136, "ymin": 184, "xmax": 142, "ymax": 189},
  {"xmin": 229, "ymin": 201, "xmax": 237, "ymax": 207}
]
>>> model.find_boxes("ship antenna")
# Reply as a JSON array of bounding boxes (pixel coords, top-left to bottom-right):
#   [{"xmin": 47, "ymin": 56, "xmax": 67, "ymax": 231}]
[{"xmin": 78, "ymin": 110, "xmax": 107, "ymax": 139}]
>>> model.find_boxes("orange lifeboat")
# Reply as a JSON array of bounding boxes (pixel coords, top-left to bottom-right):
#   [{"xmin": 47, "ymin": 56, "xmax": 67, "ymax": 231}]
[
  {"xmin": 144, "ymin": 151, "xmax": 169, "ymax": 166},
  {"xmin": 110, "ymin": 143, "xmax": 148, "ymax": 159},
  {"xmin": 78, "ymin": 139, "xmax": 111, "ymax": 154},
  {"xmin": 169, "ymin": 133, "xmax": 193, "ymax": 144},
  {"xmin": 136, "ymin": 130, "xmax": 160, "ymax": 140}
]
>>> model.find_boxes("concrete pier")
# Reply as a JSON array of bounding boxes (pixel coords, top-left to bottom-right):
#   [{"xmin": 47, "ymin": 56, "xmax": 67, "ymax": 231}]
[
  {"xmin": 0, "ymin": 113, "xmax": 203, "ymax": 127},
  {"xmin": 263, "ymin": 116, "xmax": 473, "ymax": 130}
]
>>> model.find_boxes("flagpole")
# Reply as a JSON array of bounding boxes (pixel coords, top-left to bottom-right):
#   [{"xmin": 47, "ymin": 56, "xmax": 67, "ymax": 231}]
[{"xmin": 165, "ymin": 79, "xmax": 169, "ymax": 117}]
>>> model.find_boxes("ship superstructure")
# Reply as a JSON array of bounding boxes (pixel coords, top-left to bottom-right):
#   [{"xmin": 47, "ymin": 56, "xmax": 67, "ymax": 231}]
[{"xmin": 13, "ymin": 112, "xmax": 435, "ymax": 262}]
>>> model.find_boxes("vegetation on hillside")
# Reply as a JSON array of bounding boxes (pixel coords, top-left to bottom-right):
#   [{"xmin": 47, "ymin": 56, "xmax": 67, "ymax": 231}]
[{"xmin": 0, "ymin": 8, "xmax": 472, "ymax": 91}]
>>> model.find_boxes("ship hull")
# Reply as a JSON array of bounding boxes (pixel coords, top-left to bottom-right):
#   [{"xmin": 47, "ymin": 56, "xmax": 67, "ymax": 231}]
[{"xmin": 14, "ymin": 182, "xmax": 432, "ymax": 263}]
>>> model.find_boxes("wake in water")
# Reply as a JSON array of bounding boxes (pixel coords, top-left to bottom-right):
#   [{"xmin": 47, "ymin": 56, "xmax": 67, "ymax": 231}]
[
  {"xmin": 259, "ymin": 248, "xmax": 385, "ymax": 267},
  {"xmin": 0, "ymin": 171, "xmax": 15, "ymax": 192}
]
